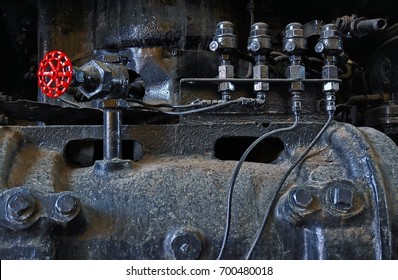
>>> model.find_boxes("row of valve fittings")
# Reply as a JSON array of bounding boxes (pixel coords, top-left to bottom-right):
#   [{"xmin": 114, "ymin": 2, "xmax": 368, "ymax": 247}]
[
  {"xmin": 209, "ymin": 20, "xmax": 346, "ymax": 116},
  {"xmin": 35, "ymin": 16, "xmax": 384, "ymax": 166}
]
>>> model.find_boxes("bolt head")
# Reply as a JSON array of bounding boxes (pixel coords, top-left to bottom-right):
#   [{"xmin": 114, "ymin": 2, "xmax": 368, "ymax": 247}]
[
  {"xmin": 250, "ymin": 42, "xmax": 261, "ymax": 52},
  {"xmin": 170, "ymin": 49, "xmax": 178, "ymax": 56},
  {"xmin": 285, "ymin": 42, "xmax": 296, "ymax": 52},
  {"xmin": 315, "ymin": 42, "xmax": 325, "ymax": 53},
  {"xmin": 209, "ymin": 41, "xmax": 219, "ymax": 52},
  {"xmin": 171, "ymin": 232, "xmax": 202, "ymax": 260},
  {"xmin": 56, "ymin": 194, "xmax": 78, "ymax": 216},
  {"xmin": 7, "ymin": 194, "xmax": 35, "ymax": 221},
  {"xmin": 332, "ymin": 186, "xmax": 353, "ymax": 210},
  {"xmin": 292, "ymin": 189, "xmax": 313, "ymax": 208},
  {"xmin": 73, "ymin": 69, "xmax": 85, "ymax": 83}
]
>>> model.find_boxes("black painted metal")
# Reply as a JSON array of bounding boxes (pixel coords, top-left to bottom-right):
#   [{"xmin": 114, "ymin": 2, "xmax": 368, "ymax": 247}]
[
  {"xmin": 1, "ymin": 0, "xmax": 398, "ymax": 260},
  {"xmin": 0, "ymin": 121, "xmax": 397, "ymax": 259}
]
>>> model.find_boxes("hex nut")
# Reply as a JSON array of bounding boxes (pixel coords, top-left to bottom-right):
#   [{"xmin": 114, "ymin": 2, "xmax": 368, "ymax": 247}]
[
  {"xmin": 315, "ymin": 43, "xmax": 325, "ymax": 53},
  {"xmin": 292, "ymin": 189, "xmax": 313, "ymax": 208},
  {"xmin": 323, "ymin": 82, "xmax": 339, "ymax": 92},
  {"xmin": 218, "ymin": 65, "xmax": 234, "ymax": 78},
  {"xmin": 55, "ymin": 194, "xmax": 79, "ymax": 216},
  {"xmin": 254, "ymin": 82, "xmax": 269, "ymax": 91},
  {"xmin": 96, "ymin": 62, "xmax": 114, "ymax": 92},
  {"xmin": 73, "ymin": 68, "xmax": 85, "ymax": 84},
  {"xmin": 290, "ymin": 81, "xmax": 305, "ymax": 91},
  {"xmin": 322, "ymin": 65, "xmax": 338, "ymax": 79},
  {"xmin": 286, "ymin": 64, "xmax": 305, "ymax": 80},
  {"xmin": 284, "ymin": 42, "xmax": 296, "ymax": 52},
  {"xmin": 218, "ymin": 82, "xmax": 235, "ymax": 91},
  {"xmin": 253, "ymin": 65, "xmax": 269, "ymax": 78},
  {"xmin": 250, "ymin": 42, "xmax": 261, "ymax": 52}
]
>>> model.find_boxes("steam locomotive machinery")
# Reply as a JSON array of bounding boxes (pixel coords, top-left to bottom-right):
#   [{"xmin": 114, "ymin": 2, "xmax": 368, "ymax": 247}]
[{"xmin": 0, "ymin": 0, "xmax": 398, "ymax": 259}]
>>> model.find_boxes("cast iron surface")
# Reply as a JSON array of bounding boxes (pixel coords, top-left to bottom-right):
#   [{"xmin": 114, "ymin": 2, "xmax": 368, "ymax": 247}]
[{"xmin": 0, "ymin": 121, "xmax": 396, "ymax": 259}]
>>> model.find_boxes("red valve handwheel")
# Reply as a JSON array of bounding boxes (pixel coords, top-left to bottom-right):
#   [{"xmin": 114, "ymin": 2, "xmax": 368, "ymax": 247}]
[{"xmin": 37, "ymin": 50, "xmax": 73, "ymax": 98}]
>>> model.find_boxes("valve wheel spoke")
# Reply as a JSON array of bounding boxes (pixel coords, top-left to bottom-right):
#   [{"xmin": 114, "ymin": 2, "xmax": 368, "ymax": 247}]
[{"xmin": 37, "ymin": 51, "xmax": 73, "ymax": 98}]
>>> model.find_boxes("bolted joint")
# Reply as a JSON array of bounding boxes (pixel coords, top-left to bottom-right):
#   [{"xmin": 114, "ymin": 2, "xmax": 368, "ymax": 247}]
[
  {"xmin": 254, "ymin": 82, "xmax": 269, "ymax": 92},
  {"xmin": 322, "ymin": 65, "xmax": 339, "ymax": 79},
  {"xmin": 277, "ymin": 185, "xmax": 318, "ymax": 223},
  {"xmin": 55, "ymin": 193, "xmax": 80, "ymax": 216},
  {"xmin": 286, "ymin": 64, "xmax": 305, "ymax": 80},
  {"xmin": 331, "ymin": 184, "xmax": 354, "ymax": 212},
  {"xmin": 253, "ymin": 65, "xmax": 269, "ymax": 79},
  {"xmin": 292, "ymin": 188, "xmax": 313, "ymax": 208},
  {"xmin": 323, "ymin": 81, "xmax": 339, "ymax": 92},
  {"xmin": 7, "ymin": 193, "xmax": 36, "ymax": 222},
  {"xmin": 170, "ymin": 232, "xmax": 202, "ymax": 260},
  {"xmin": 218, "ymin": 65, "xmax": 234, "ymax": 79},
  {"xmin": 218, "ymin": 82, "xmax": 235, "ymax": 92},
  {"xmin": 290, "ymin": 81, "xmax": 305, "ymax": 92}
]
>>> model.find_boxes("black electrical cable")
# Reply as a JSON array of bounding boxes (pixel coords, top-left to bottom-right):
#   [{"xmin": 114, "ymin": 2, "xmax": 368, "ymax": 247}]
[
  {"xmin": 244, "ymin": 114, "xmax": 333, "ymax": 260},
  {"xmin": 216, "ymin": 115, "xmax": 299, "ymax": 260}
]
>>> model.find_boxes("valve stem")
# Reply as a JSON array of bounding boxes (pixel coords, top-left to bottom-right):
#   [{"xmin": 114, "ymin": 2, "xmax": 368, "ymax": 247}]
[
  {"xmin": 315, "ymin": 23, "xmax": 343, "ymax": 116},
  {"xmin": 283, "ymin": 23, "xmax": 307, "ymax": 117}
]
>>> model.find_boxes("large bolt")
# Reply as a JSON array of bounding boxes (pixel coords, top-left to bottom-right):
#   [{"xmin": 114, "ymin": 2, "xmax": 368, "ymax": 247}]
[
  {"xmin": 292, "ymin": 189, "xmax": 313, "ymax": 208},
  {"xmin": 332, "ymin": 186, "xmax": 353, "ymax": 210},
  {"xmin": 55, "ymin": 194, "xmax": 79, "ymax": 216},
  {"xmin": 7, "ymin": 194, "xmax": 35, "ymax": 222},
  {"xmin": 171, "ymin": 232, "xmax": 202, "ymax": 260}
]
